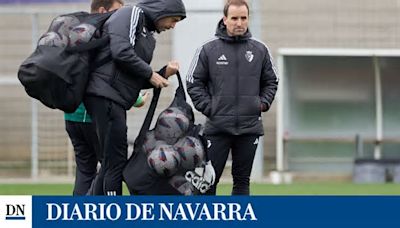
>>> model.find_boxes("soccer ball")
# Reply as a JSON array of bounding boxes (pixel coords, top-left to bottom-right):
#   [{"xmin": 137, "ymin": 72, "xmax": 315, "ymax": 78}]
[
  {"xmin": 142, "ymin": 130, "xmax": 167, "ymax": 156},
  {"xmin": 68, "ymin": 23, "xmax": 96, "ymax": 47},
  {"xmin": 154, "ymin": 107, "xmax": 190, "ymax": 145},
  {"xmin": 168, "ymin": 175, "xmax": 193, "ymax": 195},
  {"xmin": 49, "ymin": 15, "xmax": 80, "ymax": 36},
  {"xmin": 174, "ymin": 136, "xmax": 205, "ymax": 171},
  {"xmin": 147, "ymin": 144, "xmax": 181, "ymax": 177},
  {"xmin": 38, "ymin": 32, "xmax": 69, "ymax": 47},
  {"xmin": 142, "ymin": 130, "xmax": 157, "ymax": 156}
]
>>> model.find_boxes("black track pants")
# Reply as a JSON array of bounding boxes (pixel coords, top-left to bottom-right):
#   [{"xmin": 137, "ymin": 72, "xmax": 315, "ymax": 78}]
[
  {"xmin": 84, "ymin": 96, "xmax": 128, "ymax": 196},
  {"xmin": 205, "ymin": 134, "xmax": 259, "ymax": 195},
  {"xmin": 65, "ymin": 121, "xmax": 100, "ymax": 195}
]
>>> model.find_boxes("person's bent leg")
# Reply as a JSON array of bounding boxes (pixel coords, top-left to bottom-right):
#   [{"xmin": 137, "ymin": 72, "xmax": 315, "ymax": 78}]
[
  {"xmin": 101, "ymin": 101, "xmax": 127, "ymax": 196},
  {"xmin": 65, "ymin": 121, "xmax": 98, "ymax": 195},
  {"xmin": 231, "ymin": 135, "xmax": 259, "ymax": 195},
  {"xmin": 87, "ymin": 165, "xmax": 104, "ymax": 195},
  {"xmin": 84, "ymin": 97, "xmax": 127, "ymax": 196},
  {"xmin": 84, "ymin": 96, "xmax": 107, "ymax": 195},
  {"xmin": 82, "ymin": 122, "xmax": 104, "ymax": 195}
]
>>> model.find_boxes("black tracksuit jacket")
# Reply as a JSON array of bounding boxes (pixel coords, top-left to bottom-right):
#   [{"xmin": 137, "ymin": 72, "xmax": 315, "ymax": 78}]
[
  {"xmin": 86, "ymin": 0, "xmax": 186, "ymax": 110},
  {"xmin": 186, "ymin": 19, "xmax": 278, "ymax": 136}
]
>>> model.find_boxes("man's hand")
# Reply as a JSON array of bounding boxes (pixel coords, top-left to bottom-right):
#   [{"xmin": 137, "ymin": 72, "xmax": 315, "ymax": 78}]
[
  {"xmin": 150, "ymin": 72, "xmax": 169, "ymax": 88},
  {"xmin": 165, "ymin": 60, "xmax": 180, "ymax": 78},
  {"xmin": 141, "ymin": 91, "xmax": 150, "ymax": 103},
  {"xmin": 260, "ymin": 103, "xmax": 268, "ymax": 112}
]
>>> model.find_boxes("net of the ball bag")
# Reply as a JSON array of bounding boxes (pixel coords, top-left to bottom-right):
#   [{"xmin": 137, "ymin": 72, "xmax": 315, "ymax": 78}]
[{"xmin": 123, "ymin": 71, "xmax": 215, "ymax": 195}]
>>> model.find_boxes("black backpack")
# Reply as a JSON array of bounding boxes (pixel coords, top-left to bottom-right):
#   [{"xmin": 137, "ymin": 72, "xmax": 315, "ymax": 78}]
[{"xmin": 17, "ymin": 11, "xmax": 114, "ymax": 113}]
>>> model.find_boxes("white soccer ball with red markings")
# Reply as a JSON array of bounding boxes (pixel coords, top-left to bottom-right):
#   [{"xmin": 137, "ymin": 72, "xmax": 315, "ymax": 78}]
[
  {"xmin": 147, "ymin": 144, "xmax": 181, "ymax": 177},
  {"xmin": 38, "ymin": 32, "xmax": 69, "ymax": 47},
  {"xmin": 154, "ymin": 107, "xmax": 190, "ymax": 145},
  {"xmin": 168, "ymin": 175, "xmax": 193, "ymax": 195},
  {"xmin": 68, "ymin": 23, "xmax": 96, "ymax": 47},
  {"xmin": 142, "ymin": 130, "xmax": 157, "ymax": 156},
  {"xmin": 144, "ymin": 139, "xmax": 168, "ymax": 157},
  {"xmin": 174, "ymin": 136, "xmax": 205, "ymax": 171},
  {"xmin": 50, "ymin": 15, "xmax": 80, "ymax": 36}
]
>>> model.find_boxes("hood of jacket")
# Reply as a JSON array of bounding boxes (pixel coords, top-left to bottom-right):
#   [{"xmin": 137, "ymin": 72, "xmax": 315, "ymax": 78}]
[
  {"xmin": 215, "ymin": 18, "xmax": 252, "ymax": 42},
  {"xmin": 137, "ymin": 0, "xmax": 186, "ymax": 32}
]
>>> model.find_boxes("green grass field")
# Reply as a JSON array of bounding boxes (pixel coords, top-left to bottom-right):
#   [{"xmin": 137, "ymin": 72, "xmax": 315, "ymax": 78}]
[{"xmin": 1, "ymin": 183, "xmax": 400, "ymax": 195}]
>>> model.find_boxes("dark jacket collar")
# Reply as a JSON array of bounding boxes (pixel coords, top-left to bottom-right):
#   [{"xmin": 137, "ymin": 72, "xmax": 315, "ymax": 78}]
[{"xmin": 215, "ymin": 18, "xmax": 252, "ymax": 42}]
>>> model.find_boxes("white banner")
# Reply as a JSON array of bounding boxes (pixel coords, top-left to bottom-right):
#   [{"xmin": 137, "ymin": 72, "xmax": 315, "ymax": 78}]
[{"xmin": 0, "ymin": 196, "xmax": 32, "ymax": 228}]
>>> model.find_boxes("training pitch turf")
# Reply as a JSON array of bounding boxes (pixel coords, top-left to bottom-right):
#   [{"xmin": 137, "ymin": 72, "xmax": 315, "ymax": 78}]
[{"xmin": 0, "ymin": 183, "xmax": 400, "ymax": 195}]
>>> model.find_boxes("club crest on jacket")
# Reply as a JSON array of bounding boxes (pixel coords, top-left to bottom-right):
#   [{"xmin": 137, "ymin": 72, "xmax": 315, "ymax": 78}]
[{"xmin": 245, "ymin": 51, "xmax": 254, "ymax": 62}]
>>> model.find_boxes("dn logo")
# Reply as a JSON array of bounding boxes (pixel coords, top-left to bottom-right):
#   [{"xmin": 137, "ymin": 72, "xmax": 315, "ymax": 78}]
[{"xmin": 5, "ymin": 204, "xmax": 25, "ymax": 220}]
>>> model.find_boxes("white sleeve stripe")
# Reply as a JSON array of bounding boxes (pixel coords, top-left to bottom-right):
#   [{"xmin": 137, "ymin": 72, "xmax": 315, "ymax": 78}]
[
  {"xmin": 251, "ymin": 38, "xmax": 279, "ymax": 82},
  {"xmin": 129, "ymin": 6, "xmax": 141, "ymax": 46},
  {"xmin": 186, "ymin": 37, "xmax": 219, "ymax": 83},
  {"xmin": 186, "ymin": 47, "xmax": 203, "ymax": 83},
  {"xmin": 129, "ymin": 7, "xmax": 141, "ymax": 45},
  {"xmin": 129, "ymin": 6, "xmax": 140, "ymax": 41},
  {"xmin": 129, "ymin": 7, "xmax": 136, "ymax": 43}
]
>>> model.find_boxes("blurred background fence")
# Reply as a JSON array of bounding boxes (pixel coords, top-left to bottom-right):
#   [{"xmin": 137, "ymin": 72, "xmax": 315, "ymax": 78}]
[
  {"xmin": 0, "ymin": 2, "xmax": 176, "ymax": 181},
  {"xmin": 0, "ymin": 9, "xmax": 72, "ymax": 180}
]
